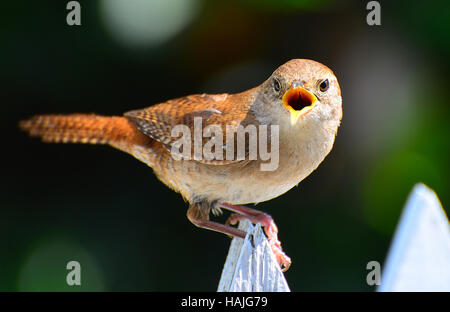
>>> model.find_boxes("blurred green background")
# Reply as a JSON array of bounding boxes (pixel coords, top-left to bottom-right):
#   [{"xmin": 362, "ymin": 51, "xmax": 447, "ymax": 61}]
[{"xmin": 1, "ymin": 0, "xmax": 449, "ymax": 291}]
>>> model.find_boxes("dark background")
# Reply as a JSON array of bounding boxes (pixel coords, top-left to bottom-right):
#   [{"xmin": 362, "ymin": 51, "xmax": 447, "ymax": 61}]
[{"xmin": 1, "ymin": 0, "xmax": 449, "ymax": 291}]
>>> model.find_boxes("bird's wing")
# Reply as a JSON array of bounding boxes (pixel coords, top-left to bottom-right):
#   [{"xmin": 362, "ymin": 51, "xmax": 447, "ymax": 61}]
[{"xmin": 124, "ymin": 92, "xmax": 258, "ymax": 165}]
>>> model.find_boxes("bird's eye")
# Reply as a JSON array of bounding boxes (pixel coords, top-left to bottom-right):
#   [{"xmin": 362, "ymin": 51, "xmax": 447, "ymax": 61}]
[
  {"xmin": 319, "ymin": 79, "xmax": 329, "ymax": 92},
  {"xmin": 273, "ymin": 78, "xmax": 281, "ymax": 93}
]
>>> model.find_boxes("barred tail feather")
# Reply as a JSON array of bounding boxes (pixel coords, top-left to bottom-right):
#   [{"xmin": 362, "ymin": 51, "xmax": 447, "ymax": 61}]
[{"xmin": 19, "ymin": 114, "xmax": 151, "ymax": 149}]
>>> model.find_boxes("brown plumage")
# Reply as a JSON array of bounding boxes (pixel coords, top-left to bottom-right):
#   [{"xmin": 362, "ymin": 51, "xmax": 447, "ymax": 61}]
[
  {"xmin": 19, "ymin": 114, "xmax": 150, "ymax": 148},
  {"xmin": 19, "ymin": 59, "xmax": 343, "ymax": 271}
]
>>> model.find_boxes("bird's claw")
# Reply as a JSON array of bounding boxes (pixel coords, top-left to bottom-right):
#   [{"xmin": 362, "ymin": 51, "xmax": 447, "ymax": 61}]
[
  {"xmin": 267, "ymin": 236, "xmax": 291, "ymax": 272},
  {"xmin": 225, "ymin": 212, "xmax": 291, "ymax": 271}
]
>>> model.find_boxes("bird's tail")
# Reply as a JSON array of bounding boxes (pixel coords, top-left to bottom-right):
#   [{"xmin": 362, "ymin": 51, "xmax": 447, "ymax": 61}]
[{"xmin": 19, "ymin": 114, "xmax": 151, "ymax": 151}]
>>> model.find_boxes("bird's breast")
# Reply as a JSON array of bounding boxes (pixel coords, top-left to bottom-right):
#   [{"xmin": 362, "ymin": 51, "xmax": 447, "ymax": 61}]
[{"xmin": 138, "ymin": 115, "xmax": 339, "ymax": 206}]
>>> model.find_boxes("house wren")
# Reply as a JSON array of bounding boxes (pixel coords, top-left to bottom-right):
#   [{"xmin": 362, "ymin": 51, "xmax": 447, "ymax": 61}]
[{"xmin": 20, "ymin": 59, "xmax": 342, "ymax": 271}]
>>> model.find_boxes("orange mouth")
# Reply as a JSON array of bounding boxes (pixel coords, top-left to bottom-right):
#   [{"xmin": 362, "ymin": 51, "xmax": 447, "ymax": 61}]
[{"xmin": 282, "ymin": 87, "xmax": 317, "ymax": 124}]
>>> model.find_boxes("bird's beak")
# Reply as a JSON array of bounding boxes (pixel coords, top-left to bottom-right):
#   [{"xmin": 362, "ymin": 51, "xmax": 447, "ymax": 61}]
[{"xmin": 282, "ymin": 85, "xmax": 318, "ymax": 125}]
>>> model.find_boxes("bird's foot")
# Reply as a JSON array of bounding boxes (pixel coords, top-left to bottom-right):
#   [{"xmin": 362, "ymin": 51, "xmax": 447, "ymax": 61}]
[{"xmin": 221, "ymin": 203, "xmax": 291, "ymax": 272}]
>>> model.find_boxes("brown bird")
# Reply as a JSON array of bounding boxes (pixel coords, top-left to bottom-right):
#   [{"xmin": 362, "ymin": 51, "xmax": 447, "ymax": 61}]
[{"xmin": 19, "ymin": 59, "xmax": 342, "ymax": 271}]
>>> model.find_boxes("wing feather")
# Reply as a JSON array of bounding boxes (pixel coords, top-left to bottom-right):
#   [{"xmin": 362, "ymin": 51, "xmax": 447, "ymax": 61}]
[{"xmin": 124, "ymin": 92, "xmax": 258, "ymax": 165}]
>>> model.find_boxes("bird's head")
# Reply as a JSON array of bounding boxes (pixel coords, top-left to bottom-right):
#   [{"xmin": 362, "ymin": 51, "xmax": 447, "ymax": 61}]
[{"xmin": 254, "ymin": 59, "xmax": 342, "ymax": 129}]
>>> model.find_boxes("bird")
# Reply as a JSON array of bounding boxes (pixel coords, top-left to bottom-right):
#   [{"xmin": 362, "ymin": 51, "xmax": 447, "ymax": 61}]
[{"xmin": 19, "ymin": 59, "xmax": 342, "ymax": 271}]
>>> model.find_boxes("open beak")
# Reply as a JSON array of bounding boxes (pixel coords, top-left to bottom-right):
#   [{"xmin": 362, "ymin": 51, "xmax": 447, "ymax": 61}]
[{"xmin": 282, "ymin": 85, "xmax": 317, "ymax": 125}]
